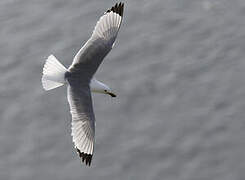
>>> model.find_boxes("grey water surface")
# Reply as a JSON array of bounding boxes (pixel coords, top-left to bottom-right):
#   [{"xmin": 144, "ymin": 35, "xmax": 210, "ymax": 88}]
[{"xmin": 1, "ymin": 0, "xmax": 245, "ymax": 179}]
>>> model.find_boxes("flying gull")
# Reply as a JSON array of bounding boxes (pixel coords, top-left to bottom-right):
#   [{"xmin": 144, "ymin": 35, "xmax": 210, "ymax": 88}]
[{"xmin": 41, "ymin": 2, "xmax": 124, "ymax": 166}]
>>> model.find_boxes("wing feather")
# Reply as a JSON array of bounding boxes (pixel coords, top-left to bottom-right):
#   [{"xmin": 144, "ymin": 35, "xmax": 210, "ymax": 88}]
[
  {"xmin": 67, "ymin": 84, "xmax": 95, "ymax": 166},
  {"xmin": 68, "ymin": 2, "xmax": 124, "ymax": 79}
]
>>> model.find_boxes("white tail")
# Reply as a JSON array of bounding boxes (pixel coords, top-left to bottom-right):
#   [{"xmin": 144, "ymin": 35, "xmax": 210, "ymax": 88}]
[{"xmin": 42, "ymin": 54, "xmax": 68, "ymax": 91}]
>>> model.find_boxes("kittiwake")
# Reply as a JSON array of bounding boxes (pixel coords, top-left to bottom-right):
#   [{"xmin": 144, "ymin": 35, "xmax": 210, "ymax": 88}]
[{"xmin": 41, "ymin": 2, "xmax": 124, "ymax": 166}]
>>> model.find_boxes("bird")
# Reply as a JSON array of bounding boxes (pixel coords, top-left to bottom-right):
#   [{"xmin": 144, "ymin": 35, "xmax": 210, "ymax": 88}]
[{"xmin": 41, "ymin": 2, "xmax": 124, "ymax": 166}]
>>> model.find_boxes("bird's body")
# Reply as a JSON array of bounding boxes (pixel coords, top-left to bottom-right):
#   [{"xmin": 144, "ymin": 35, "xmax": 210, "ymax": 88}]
[{"xmin": 41, "ymin": 2, "xmax": 124, "ymax": 166}]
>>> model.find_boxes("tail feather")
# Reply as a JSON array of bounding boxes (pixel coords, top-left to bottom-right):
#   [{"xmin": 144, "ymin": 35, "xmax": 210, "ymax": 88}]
[{"xmin": 42, "ymin": 55, "xmax": 67, "ymax": 91}]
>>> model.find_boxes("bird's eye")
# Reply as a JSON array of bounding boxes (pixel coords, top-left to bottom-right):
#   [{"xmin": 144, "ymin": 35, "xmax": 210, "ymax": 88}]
[{"xmin": 104, "ymin": 90, "xmax": 108, "ymax": 92}]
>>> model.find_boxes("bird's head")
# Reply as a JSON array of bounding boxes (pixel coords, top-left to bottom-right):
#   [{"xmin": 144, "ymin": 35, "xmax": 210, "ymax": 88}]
[
  {"xmin": 100, "ymin": 85, "xmax": 117, "ymax": 97},
  {"xmin": 90, "ymin": 79, "xmax": 117, "ymax": 97},
  {"xmin": 103, "ymin": 89, "xmax": 117, "ymax": 97}
]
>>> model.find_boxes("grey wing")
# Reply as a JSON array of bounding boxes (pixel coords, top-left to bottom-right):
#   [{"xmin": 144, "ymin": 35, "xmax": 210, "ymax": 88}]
[
  {"xmin": 67, "ymin": 84, "xmax": 95, "ymax": 166},
  {"xmin": 68, "ymin": 2, "xmax": 124, "ymax": 79}
]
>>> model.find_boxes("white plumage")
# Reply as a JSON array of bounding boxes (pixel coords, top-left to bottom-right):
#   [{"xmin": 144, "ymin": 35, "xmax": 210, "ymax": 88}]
[
  {"xmin": 42, "ymin": 55, "xmax": 67, "ymax": 90},
  {"xmin": 93, "ymin": 11, "xmax": 122, "ymax": 40}
]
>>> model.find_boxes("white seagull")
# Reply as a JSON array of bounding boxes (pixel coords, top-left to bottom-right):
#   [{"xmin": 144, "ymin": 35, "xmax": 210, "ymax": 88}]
[{"xmin": 41, "ymin": 2, "xmax": 124, "ymax": 166}]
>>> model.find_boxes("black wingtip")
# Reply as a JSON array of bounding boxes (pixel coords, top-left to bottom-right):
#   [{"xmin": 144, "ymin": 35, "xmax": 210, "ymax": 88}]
[
  {"xmin": 106, "ymin": 2, "xmax": 124, "ymax": 17},
  {"xmin": 76, "ymin": 148, "xmax": 93, "ymax": 166}
]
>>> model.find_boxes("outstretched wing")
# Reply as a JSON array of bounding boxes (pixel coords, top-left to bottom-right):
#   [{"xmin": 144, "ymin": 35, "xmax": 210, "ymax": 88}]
[
  {"xmin": 67, "ymin": 84, "xmax": 95, "ymax": 166},
  {"xmin": 68, "ymin": 2, "xmax": 124, "ymax": 79}
]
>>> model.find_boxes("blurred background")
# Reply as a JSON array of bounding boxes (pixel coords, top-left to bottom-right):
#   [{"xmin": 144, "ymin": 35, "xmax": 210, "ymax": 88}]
[{"xmin": 1, "ymin": 0, "xmax": 245, "ymax": 179}]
